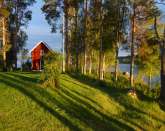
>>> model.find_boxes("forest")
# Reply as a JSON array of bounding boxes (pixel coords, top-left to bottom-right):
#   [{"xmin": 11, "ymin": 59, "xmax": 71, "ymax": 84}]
[{"xmin": 0, "ymin": 0, "xmax": 165, "ymax": 130}]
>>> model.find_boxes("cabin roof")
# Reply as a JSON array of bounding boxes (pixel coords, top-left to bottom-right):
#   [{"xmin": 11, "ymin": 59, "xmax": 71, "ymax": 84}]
[{"xmin": 29, "ymin": 41, "xmax": 53, "ymax": 53}]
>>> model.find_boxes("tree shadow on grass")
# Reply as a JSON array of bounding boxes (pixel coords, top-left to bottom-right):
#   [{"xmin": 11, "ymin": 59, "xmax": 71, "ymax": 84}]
[
  {"xmin": 12, "ymin": 72, "xmax": 164, "ymax": 127},
  {"xmin": 69, "ymin": 73, "xmax": 158, "ymax": 103},
  {"xmin": 6, "ymin": 72, "xmax": 40, "ymax": 83},
  {"xmin": 69, "ymin": 74, "xmax": 165, "ymax": 127},
  {"xmin": 0, "ymin": 73, "xmax": 80, "ymax": 131},
  {"xmin": 159, "ymin": 102, "xmax": 165, "ymax": 112},
  {"xmin": 58, "ymin": 84, "xmax": 134, "ymax": 130},
  {"xmin": 0, "ymin": 73, "xmax": 134, "ymax": 131},
  {"xmin": 62, "ymin": 75, "xmax": 165, "ymax": 129}
]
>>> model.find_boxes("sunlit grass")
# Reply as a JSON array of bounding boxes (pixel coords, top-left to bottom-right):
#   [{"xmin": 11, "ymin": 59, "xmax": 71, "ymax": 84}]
[{"xmin": 0, "ymin": 72, "xmax": 165, "ymax": 130}]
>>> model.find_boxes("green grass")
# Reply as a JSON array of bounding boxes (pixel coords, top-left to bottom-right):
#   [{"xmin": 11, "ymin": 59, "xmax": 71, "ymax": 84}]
[{"xmin": 0, "ymin": 72, "xmax": 165, "ymax": 131}]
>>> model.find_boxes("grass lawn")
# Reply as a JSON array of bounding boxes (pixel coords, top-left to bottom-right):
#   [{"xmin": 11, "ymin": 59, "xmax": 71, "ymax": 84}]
[{"xmin": 0, "ymin": 72, "xmax": 165, "ymax": 131}]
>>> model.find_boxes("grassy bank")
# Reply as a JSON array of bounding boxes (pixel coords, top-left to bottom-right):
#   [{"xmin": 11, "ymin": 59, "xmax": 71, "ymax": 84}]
[{"xmin": 0, "ymin": 72, "xmax": 165, "ymax": 131}]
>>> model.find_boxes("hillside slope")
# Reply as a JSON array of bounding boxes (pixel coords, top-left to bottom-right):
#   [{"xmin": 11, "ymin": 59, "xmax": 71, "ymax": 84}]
[{"xmin": 0, "ymin": 72, "xmax": 165, "ymax": 131}]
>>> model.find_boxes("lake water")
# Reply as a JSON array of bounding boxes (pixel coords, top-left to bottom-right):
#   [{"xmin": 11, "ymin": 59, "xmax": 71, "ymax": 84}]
[
  {"xmin": 110, "ymin": 64, "xmax": 138, "ymax": 74},
  {"xmin": 112, "ymin": 64, "xmax": 160, "ymax": 86}
]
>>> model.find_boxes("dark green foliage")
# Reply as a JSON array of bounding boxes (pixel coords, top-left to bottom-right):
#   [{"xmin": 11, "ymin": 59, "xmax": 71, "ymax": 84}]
[
  {"xmin": 40, "ymin": 52, "xmax": 61, "ymax": 88},
  {"xmin": 22, "ymin": 60, "xmax": 31, "ymax": 71},
  {"xmin": 135, "ymin": 82, "xmax": 161, "ymax": 100},
  {"xmin": 71, "ymin": 71, "xmax": 160, "ymax": 99},
  {"xmin": 42, "ymin": 0, "xmax": 61, "ymax": 32},
  {"xmin": 5, "ymin": 0, "xmax": 35, "ymax": 69},
  {"xmin": 17, "ymin": 31, "xmax": 28, "ymax": 51}
]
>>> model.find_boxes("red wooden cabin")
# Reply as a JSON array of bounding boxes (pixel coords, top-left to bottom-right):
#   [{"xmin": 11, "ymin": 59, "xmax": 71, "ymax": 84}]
[{"xmin": 30, "ymin": 41, "xmax": 51, "ymax": 70}]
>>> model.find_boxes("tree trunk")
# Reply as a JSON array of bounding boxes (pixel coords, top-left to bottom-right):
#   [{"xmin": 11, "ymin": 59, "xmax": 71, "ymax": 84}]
[
  {"xmin": 75, "ymin": 49, "xmax": 79, "ymax": 72},
  {"xmin": 130, "ymin": 4, "xmax": 135, "ymax": 89},
  {"xmin": 21, "ymin": 53, "xmax": 23, "ymax": 72},
  {"xmin": 83, "ymin": 0, "xmax": 87, "ymax": 75},
  {"xmin": 68, "ymin": 52, "xmax": 71, "ymax": 70},
  {"xmin": 13, "ymin": 6, "xmax": 19, "ymax": 69},
  {"xmin": 99, "ymin": 49, "xmax": 103, "ymax": 80},
  {"xmin": 62, "ymin": 13, "xmax": 65, "ymax": 73},
  {"xmin": 88, "ymin": 54, "xmax": 92, "ymax": 75},
  {"xmin": 102, "ymin": 54, "xmax": 105, "ymax": 79},
  {"xmin": 99, "ymin": 53, "xmax": 105, "ymax": 80},
  {"xmin": 80, "ymin": 54, "xmax": 84, "ymax": 74},
  {"xmin": 2, "ymin": 17, "xmax": 7, "ymax": 71},
  {"xmin": 148, "ymin": 71, "xmax": 152, "ymax": 90},
  {"xmin": 160, "ymin": 41, "xmax": 165, "ymax": 104},
  {"xmin": 115, "ymin": 42, "xmax": 119, "ymax": 81},
  {"xmin": 154, "ymin": 16, "xmax": 165, "ymax": 104},
  {"xmin": 83, "ymin": 50, "xmax": 87, "ymax": 74},
  {"xmin": 13, "ymin": 29, "xmax": 18, "ymax": 69},
  {"xmin": 115, "ymin": 1, "xmax": 121, "ymax": 81},
  {"xmin": 64, "ymin": 0, "xmax": 69, "ymax": 72},
  {"xmin": 98, "ymin": 0, "xmax": 104, "ymax": 80},
  {"xmin": 75, "ymin": 5, "xmax": 79, "ymax": 72}
]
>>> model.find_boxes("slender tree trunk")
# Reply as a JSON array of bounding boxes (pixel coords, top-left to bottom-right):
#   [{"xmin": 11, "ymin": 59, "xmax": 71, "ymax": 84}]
[
  {"xmin": 115, "ymin": 1, "xmax": 120, "ymax": 81},
  {"xmin": 64, "ymin": 0, "xmax": 69, "ymax": 72},
  {"xmin": 75, "ymin": 49, "xmax": 79, "ymax": 72},
  {"xmin": 83, "ymin": 0, "xmax": 87, "ymax": 75},
  {"xmin": 75, "ymin": 5, "xmax": 79, "ymax": 72},
  {"xmin": 62, "ymin": 13, "xmax": 65, "ymax": 73},
  {"xmin": 2, "ymin": 17, "xmax": 7, "ymax": 71},
  {"xmin": 148, "ymin": 71, "xmax": 152, "ymax": 89},
  {"xmin": 98, "ymin": 0, "xmax": 104, "ymax": 80},
  {"xmin": 130, "ymin": 4, "xmax": 135, "ymax": 89},
  {"xmin": 102, "ymin": 54, "xmax": 105, "ymax": 79},
  {"xmin": 115, "ymin": 42, "xmax": 119, "ymax": 81},
  {"xmin": 97, "ymin": 64, "xmax": 99, "ymax": 76},
  {"xmin": 89, "ymin": 53, "xmax": 92, "ymax": 75},
  {"xmin": 99, "ymin": 45, "xmax": 104, "ymax": 80},
  {"xmin": 14, "ymin": 28, "xmax": 18, "ymax": 69},
  {"xmin": 13, "ymin": 6, "xmax": 19, "ymax": 69},
  {"xmin": 154, "ymin": 16, "xmax": 160, "ymax": 39},
  {"xmin": 154, "ymin": 16, "xmax": 165, "ymax": 104},
  {"xmin": 160, "ymin": 25, "xmax": 165, "ymax": 104},
  {"xmin": 10, "ymin": 6, "xmax": 19, "ymax": 70},
  {"xmin": 21, "ymin": 52, "xmax": 23, "ymax": 72},
  {"xmin": 83, "ymin": 50, "xmax": 87, "ymax": 74},
  {"xmin": 161, "ymin": 45, "xmax": 165, "ymax": 104},
  {"xmin": 68, "ymin": 51, "xmax": 71, "ymax": 70},
  {"xmin": 75, "ymin": 32, "xmax": 79, "ymax": 72},
  {"xmin": 99, "ymin": 53, "xmax": 105, "ymax": 80},
  {"xmin": 81, "ymin": 54, "xmax": 84, "ymax": 73}
]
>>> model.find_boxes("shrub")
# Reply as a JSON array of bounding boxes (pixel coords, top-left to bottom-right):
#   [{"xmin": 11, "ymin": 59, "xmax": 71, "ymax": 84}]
[
  {"xmin": 40, "ymin": 52, "xmax": 61, "ymax": 88},
  {"xmin": 135, "ymin": 82, "xmax": 160, "ymax": 99},
  {"xmin": 22, "ymin": 60, "xmax": 31, "ymax": 71}
]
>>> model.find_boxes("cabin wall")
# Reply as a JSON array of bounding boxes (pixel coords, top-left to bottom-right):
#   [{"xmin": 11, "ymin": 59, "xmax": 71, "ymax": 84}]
[{"xmin": 31, "ymin": 43, "xmax": 49, "ymax": 70}]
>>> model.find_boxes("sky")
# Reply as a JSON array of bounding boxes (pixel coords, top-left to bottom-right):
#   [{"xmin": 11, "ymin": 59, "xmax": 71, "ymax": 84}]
[
  {"xmin": 25, "ymin": 1, "xmax": 165, "ymax": 56},
  {"xmin": 25, "ymin": 1, "xmax": 62, "ymax": 52}
]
